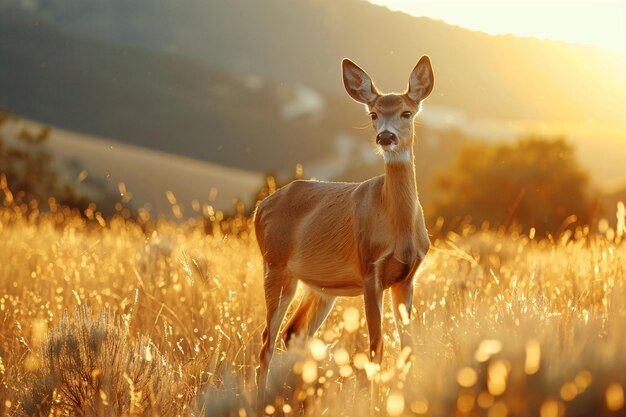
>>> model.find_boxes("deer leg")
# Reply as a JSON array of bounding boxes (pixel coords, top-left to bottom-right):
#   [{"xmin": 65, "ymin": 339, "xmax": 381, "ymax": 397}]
[
  {"xmin": 391, "ymin": 279, "xmax": 415, "ymax": 350},
  {"xmin": 364, "ymin": 271, "xmax": 384, "ymax": 415},
  {"xmin": 282, "ymin": 288, "xmax": 316, "ymax": 347},
  {"xmin": 257, "ymin": 266, "xmax": 297, "ymax": 387},
  {"xmin": 363, "ymin": 274, "xmax": 384, "ymax": 364},
  {"xmin": 304, "ymin": 292, "xmax": 336, "ymax": 338},
  {"xmin": 283, "ymin": 289, "xmax": 336, "ymax": 346}
]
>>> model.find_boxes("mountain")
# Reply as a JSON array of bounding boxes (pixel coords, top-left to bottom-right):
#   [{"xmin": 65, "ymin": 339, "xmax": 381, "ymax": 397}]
[
  {"xmin": 0, "ymin": 13, "xmax": 370, "ymax": 175},
  {"xmin": 1, "ymin": 0, "xmax": 626, "ymax": 189},
  {"xmin": 6, "ymin": 0, "xmax": 626, "ymax": 130}
]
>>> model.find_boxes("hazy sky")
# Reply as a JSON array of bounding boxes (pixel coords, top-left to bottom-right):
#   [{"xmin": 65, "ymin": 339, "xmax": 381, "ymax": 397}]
[{"xmin": 369, "ymin": 0, "xmax": 626, "ymax": 53}]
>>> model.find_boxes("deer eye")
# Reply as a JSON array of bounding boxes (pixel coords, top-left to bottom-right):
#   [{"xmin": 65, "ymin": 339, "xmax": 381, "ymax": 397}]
[
  {"xmin": 401, "ymin": 111, "xmax": 412, "ymax": 119},
  {"xmin": 369, "ymin": 112, "xmax": 378, "ymax": 121}
]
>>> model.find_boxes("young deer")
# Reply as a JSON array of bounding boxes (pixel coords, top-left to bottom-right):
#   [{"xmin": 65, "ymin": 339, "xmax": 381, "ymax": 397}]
[{"xmin": 255, "ymin": 56, "xmax": 434, "ymax": 383}]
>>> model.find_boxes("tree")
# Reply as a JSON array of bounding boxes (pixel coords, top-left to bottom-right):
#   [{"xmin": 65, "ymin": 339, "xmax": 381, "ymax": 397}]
[
  {"xmin": 430, "ymin": 136, "xmax": 594, "ymax": 236},
  {"xmin": 0, "ymin": 112, "xmax": 88, "ymax": 211}
]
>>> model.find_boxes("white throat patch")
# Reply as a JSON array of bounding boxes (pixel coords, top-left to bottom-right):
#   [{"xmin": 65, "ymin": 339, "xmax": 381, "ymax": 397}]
[{"xmin": 383, "ymin": 149, "xmax": 412, "ymax": 164}]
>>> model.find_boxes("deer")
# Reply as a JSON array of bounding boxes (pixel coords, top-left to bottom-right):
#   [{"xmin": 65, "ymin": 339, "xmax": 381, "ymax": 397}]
[{"xmin": 255, "ymin": 56, "xmax": 434, "ymax": 387}]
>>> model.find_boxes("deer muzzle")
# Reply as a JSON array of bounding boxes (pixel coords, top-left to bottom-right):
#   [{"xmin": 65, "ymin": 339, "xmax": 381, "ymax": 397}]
[{"xmin": 376, "ymin": 131, "xmax": 397, "ymax": 146}]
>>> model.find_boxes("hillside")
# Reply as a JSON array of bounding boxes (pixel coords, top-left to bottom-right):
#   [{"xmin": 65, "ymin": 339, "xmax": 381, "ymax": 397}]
[
  {"xmin": 7, "ymin": 0, "xmax": 626, "ymax": 129},
  {"xmin": 0, "ymin": 117, "xmax": 264, "ymax": 214},
  {"xmin": 2, "ymin": 0, "xmax": 626, "ymax": 189},
  {"xmin": 0, "ymin": 13, "xmax": 368, "ymax": 175}
]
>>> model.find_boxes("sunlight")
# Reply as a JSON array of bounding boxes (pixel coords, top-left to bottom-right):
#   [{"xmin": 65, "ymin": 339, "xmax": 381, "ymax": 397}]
[
  {"xmin": 369, "ymin": 0, "xmax": 626, "ymax": 52},
  {"xmin": 3, "ymin": 1, "xmax": 626, "ymax": 414}
]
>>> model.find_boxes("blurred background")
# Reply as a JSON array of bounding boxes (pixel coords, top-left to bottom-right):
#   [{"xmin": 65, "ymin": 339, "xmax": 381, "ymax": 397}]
[{"xmin": 1, "ymin": 0, "xmax": 625, "ymax": 235}]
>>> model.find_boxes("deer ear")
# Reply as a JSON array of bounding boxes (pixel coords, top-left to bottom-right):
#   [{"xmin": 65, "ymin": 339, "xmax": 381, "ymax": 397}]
[
  {"xmin": 342, "ymin": 59, "xmax": 380, "ymax": 105},
  {"xmin": 407, "ymin": 56, "xmax": 434, "ymax": 103}
]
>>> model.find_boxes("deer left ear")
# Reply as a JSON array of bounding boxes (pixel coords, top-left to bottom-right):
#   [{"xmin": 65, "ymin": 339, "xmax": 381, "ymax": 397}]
[
  {"xmin": 342, "ymin": 59, "xmax": 380, "ymax": 105},
  {"xmin": 407, "ymin": 56, "xmax": 434, "ymax": 103}
]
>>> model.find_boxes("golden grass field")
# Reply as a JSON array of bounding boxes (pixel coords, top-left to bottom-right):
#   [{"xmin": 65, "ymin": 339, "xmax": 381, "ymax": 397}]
[{"xmin": 0, "ymin": 187, "xmax": 625, "ymax": 417}]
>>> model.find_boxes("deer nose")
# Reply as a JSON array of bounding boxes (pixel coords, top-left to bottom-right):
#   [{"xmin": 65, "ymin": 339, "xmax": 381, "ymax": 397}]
[{"xmin": 376, "ymin": 131, "xmax": 397, "ymax": 146}]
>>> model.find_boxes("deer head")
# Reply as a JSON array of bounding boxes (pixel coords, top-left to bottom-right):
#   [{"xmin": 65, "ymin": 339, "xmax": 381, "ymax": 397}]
[{"xmin": 342, "ymin": 56, "xmax": 434, "ymax": 162}]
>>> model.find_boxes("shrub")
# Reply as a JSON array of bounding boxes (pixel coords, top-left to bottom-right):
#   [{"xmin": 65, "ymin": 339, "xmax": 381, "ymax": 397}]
[
  {"xmin": 431, "ymin": 136, "xmax": 594, "ymax": 236},
  {"xmin": 20, "ymin": 306, "xmax": 181, "ymax": 417}
]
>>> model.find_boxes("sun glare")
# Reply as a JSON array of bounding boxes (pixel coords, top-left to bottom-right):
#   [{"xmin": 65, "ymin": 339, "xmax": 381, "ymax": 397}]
[{"xmin": 369, "ymin": 0, "xmax": 626, "ymax": 53}]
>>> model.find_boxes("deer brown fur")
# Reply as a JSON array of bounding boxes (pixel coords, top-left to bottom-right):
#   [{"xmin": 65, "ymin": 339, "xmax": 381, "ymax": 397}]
[{"xmin": 255, "ymin": 56, "xmax": 435, "ymax": 386}]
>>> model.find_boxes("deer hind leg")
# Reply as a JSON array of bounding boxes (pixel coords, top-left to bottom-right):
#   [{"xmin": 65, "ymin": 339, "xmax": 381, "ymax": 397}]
[
  {"xmin": 282, "ymin": 288, "xmax": 316, "ymax": 347},
  {"xmin": 283, "ymin": 288, "xmax": 336, "ymax": 346},
  {"xmin": 257, "ymin": 265, "xmax": 298, "ymax": 385},
  {"xmin": 305, "ymin": 292, "xmax": 336, "ymax": 338}
]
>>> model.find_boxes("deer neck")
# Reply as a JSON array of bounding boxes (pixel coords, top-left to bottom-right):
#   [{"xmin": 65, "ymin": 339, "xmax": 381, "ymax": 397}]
[{"xmin": 381, "ymin": 146, "xmax": 418, "ymax": 232}]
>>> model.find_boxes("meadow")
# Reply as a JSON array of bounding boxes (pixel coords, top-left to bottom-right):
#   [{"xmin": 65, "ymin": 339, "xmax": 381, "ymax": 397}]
[{"xmin": 0, "ymin": 186, "xmax": 625, "ymax": 417}]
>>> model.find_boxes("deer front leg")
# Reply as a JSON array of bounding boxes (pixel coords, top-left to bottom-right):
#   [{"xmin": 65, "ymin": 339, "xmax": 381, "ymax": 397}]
[
  {"xmin": 391, "ymin": 279, "xmax": 414, "ymax": 349},
  {"xmin": 363, "ymin": 273, "xmax": 384, "ymax": 364},
  {"xmin": 364, "ymin": 271, "xmax": 384, "ymax": 415}
]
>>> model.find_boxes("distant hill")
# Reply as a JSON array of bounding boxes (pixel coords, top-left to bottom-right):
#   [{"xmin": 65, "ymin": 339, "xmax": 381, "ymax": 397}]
[
  {"xmin": 0, "ymin": 116, "xmax": 265, "ymax": 215},
  {"xmin": 0, "ymin": 14, "xmax": 370, "ymax": 175},
  {"xmin": 2, "ymin": 0, "xmax": 626, "ymax": 189},
  {"xmin": 6, "ymin": 0, "xmax": 626, "ymax": 129}
]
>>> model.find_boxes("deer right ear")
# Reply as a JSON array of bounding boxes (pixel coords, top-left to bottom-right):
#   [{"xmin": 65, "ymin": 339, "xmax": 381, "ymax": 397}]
[
  {"xmin": 407, "ymin": 56, "xmax": 434, "ymax": 103},
  {"xmin": 342, "ymin": 59, "xmax": 380, "ymax": 105}
]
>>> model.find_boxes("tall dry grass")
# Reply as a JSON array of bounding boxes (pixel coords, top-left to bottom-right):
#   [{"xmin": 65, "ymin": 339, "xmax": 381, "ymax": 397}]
[{"xmin": 0, "ymin": 195, "xmax": 625, "ymax": 416}]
